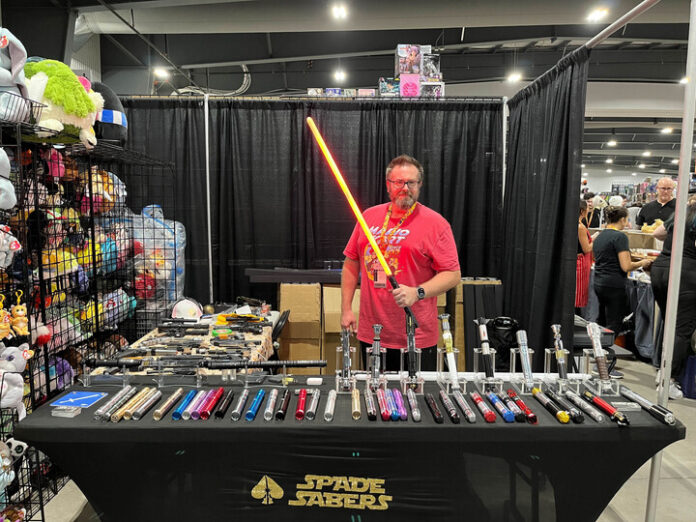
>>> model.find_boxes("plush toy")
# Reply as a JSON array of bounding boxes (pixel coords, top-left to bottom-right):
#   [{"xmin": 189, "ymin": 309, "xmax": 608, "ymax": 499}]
[
  {"xmin": 30, "ymin": 316, "xmax": 51, "ymax": 346},
  {"xmin": 80, "ymin": 168, "xmax": 116, "ymax": 215},
  {"xmin": 23, "ymin": 60, "xmax": 104, "ymax": 148},
  {"xmin": 0, "ymin": 296, "xmax": 11, "ymax": 340},
  {"xmin": 10, "ymin": 292, "xmax": 27, "ymax": 337},
  {"xmin": 93, "ymin": 81, "xmax": 128, "ymax": 146},
  {"xmin": 0, "ymin": 343, "xmax": 33, "ymax": 420},
  {"xmin": 0, "ymin": 148, "xmax": 16, "ymax": 210},
  {"xmin": 0, "ymin": 440, "xmax": 14, "ymax": 509},
  {"xmin": 0, "ymin": 27, "xmax": 30, "ymax": 123},
  {"xmin": 0, "ymin": 226, "xmax": 21, "ymax": 269},
  {"xmin": 40, "ymin": 248, "xmax": 79, "ymax": 276},
  {"xmin": 42, "ymin": 148, "xmax": 65, "ymax": 180}
]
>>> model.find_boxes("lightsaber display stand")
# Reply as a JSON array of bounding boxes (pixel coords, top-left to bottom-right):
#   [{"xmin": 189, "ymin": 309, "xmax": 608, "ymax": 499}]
[
  {"xmin": 366, "ymin": 324, "xmax": 388, "ymax": 391},
  {"xmin": 399, "ymin": 317, "xmax": 424, "ymax": 393},
  {"xmin": 335, "ymin": 344, "xmax": 357, "ymax": 393},
  {"xmin": 472, "ymin": 348, "xmax": 503, "ymax": 393},
  {"xmin": 436, "ymin": 347, "xmax": 465, "ymax": 393},
  {"xmin": 509, "ymin": 347, "xmax": 542, "ymax": 395},
  {"xmin": 543, "ymin": 349, "xmax": 581, "ymax": 394},
  {"xmin": 580, "ymin": 348, "xmax": 620, "ymax": 396}
]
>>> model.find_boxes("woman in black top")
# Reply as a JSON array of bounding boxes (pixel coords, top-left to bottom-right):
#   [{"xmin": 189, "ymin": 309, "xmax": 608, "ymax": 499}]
[
  {"xmin": 593, "ymin": 206, "xmax": 653, "ymax": 336},
  {"xmin": 650, "ymin": 197, "xmax": 696, "ymax": 398}
]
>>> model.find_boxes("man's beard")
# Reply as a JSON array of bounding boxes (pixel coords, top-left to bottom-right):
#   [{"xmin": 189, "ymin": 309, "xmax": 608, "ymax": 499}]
[{"xmin": 394, "ymin": 193, "xmax": 416, "ymax": 209}]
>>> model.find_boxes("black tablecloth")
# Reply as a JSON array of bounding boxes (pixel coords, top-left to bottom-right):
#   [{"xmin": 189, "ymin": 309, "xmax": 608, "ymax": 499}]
[{"xmin": 16, "ymin": 377, "xmax": 684, "ymax": 522}]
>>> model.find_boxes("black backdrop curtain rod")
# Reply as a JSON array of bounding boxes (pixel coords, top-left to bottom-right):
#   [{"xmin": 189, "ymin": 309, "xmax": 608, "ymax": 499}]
[{"xmin": 121, "ymin": 95, "xmax": 505, "ymax": 104}]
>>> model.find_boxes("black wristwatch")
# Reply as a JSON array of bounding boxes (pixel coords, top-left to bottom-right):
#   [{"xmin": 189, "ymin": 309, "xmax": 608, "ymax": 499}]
[{"xmin": 417, "ymin": 287, "xmax": 426, "ymax": 300}]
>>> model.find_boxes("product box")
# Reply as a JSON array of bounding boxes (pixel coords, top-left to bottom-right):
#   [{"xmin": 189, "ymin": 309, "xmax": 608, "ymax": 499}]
[
  {"xmin": 279, "ymin": 283, "xmax": 321, "ymax": 339},
  {"xmin": 324, "ymin": 88, "xmax": 343, "ymax": 97},
  {"xmin": 322, "ymin": 285, "xmax": 360, "ymax": 333},
  {"xmin": 279, "ymin": 339, "xmax": 322, "ymax": 375},
  {"xmin": 395, "ymin": 44, "xmax": 423, "ymax": 76},
  {"xmin": 399, "ymin": 73, "xmax": 421, "ymax": 97},
  {"xmin": 422, "ymin": 54, "xmax": 442, "ymax": 81},
  {"xmin": 378, "ymin": 77, "xmax": 400, "ymax": 97},
  {"xmin": 420, "ymin": 82, "xmax": 445, "ymax": 98},
  {"xmin": 357, "ymin": 88, "xmax": 376, "ymax": 97},
  {"xmin": 307, "ymin": 88, "xmax": 323, "ymax": 96}
]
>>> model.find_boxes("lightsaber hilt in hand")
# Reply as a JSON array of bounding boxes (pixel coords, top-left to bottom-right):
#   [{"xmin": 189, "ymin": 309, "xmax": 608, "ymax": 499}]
[
  {"xmin": 340, "ymin": 328, "xmax": 352, "ymax": 384},
  {"xmin": 587, "ymin": 322, "xmax": 610, "ymax": 380},
  {"xmin": 551, "ymin": 324, "xmax": 568, "ymax": 379},
  {"xmin": 477, "ymin": 320, "xmax": 495, "ymax": 378},
  {"xmin": 515, "ymin": 330, "xmax": 534, "ymax": 385},
  {"xmin": 439, "ymin": 313, "xmax": 460, "ymax": 390}
]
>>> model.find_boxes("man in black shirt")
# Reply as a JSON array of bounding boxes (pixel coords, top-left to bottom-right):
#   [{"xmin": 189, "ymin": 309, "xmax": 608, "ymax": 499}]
[
  {"xmin": 582, "ymin": 192, "xmax": 600, "ymax": 228},
  {"xmin": 636, "ymin": 177, "xmax": 676, "ymax": 227}
]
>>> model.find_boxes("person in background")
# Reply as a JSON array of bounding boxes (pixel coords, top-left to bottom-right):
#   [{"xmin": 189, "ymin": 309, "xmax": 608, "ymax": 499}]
[
  {"xmin": 593, "ymin": 206, "xmax": 654, "ymax": 376},
  {"xmin": 636, "ymin": 177, "xmax": 676, "ymax": 227},
  {"xmin": 650, "ymin": 195, "xmax": 696, "ymax": 399},
  {"xmin": 577, "ymin": 199, "xmax": 595, "ymax": 312},
  {"xmin": 341, "ymin": 155, "xmax": 461, "ymax": 371},
  {"xmin": 582, "ymin": 192, "xmax": 600, "ymax": 228}
]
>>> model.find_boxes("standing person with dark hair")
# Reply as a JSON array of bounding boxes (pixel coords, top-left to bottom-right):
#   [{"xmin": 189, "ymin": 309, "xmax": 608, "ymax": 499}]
[
  {"xmin": 341, "ymin": 154, "xmax": 461, "ymax": 371},
  {"xmin": 593, "ymin": 206, "xmax": 653, "ymax": 348},
  {"xmin": 582, "ymin": 192, "xmax": 600, "ymax": 228},
  {"xmin": 576, "ymin": 199, "xmax": 594, "ymax": 311},
  {"xmin": 650, "ymin": 196, "xmax": 696, "ymax": 399},
  {"xmin": 636, "ymin": 177, "xmax": 676, "ymax": 227}
]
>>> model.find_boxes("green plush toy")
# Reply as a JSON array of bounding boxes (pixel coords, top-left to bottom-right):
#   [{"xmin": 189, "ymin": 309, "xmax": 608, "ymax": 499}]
[{"xmin": 24, "ymin": 59, "xmax": 104, "ymax": 148}]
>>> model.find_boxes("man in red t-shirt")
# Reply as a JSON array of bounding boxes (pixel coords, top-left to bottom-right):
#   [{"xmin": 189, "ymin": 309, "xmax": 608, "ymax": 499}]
[{"xmin": 341, "ymin": 155, "xmax": 461, "ymax": 370}]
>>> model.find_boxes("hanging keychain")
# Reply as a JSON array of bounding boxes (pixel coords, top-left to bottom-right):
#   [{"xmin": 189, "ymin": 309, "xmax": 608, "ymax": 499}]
[
  {"xmin": 0, "ymin": 295, "xmax": 12, "ymax": 340},
  {"xmin": 11, "ymin": 290, "xmax": 29, "ymax": 337}
]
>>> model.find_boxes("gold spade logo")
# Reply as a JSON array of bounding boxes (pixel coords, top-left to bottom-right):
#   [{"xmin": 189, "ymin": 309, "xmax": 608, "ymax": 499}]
[{"xmin": 251, "ymin": 475, "xmax": 284, "ymax": 505}]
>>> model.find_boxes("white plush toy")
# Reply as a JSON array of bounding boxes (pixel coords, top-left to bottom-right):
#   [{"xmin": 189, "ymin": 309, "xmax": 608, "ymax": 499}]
[
  {"xmin": 0, "ymin": 343, "xmax": 33, "ymax": 420},
  {"xmin": 0, "ymin": 147, "xmax": 17, "ymax": 210}
]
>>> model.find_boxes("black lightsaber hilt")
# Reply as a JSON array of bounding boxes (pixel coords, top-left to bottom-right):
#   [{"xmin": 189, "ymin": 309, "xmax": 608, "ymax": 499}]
[{"xmin": 388, "ymin": 275, "xmax": 418, "ymax": 328}]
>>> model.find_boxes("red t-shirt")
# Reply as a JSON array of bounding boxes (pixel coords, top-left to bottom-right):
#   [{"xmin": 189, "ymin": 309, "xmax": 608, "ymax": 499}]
[{"xmin": 343, "ymin": 202, "xmax": 460, "ymax": 349}]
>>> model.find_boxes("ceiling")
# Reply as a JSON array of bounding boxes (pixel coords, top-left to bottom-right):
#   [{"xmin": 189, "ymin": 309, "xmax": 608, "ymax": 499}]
[{"xmin": 2, "ymin": 0, "xmax": 692, "ymax": 181}]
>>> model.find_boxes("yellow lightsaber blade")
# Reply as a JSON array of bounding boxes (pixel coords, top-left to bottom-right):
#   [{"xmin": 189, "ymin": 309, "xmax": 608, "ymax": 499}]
[{"xmin": 306, "ymin": 117, "xmax": 392, "ymax": 277}]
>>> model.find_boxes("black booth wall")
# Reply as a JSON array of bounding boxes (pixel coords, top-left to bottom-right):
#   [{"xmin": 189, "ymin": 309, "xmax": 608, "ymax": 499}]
[
  {"xmin": 501, "ymin": 47, "xmax": 590, "ymax": 360},
  {"xmin": 121, "ymin": 98, "xmax": 504, "ymax": 305}
]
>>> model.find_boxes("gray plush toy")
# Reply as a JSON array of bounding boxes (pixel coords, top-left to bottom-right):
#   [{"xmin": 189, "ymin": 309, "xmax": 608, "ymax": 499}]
[
  {"xmin": 0, "ymin": 148, "xmax": 16, "ymax": 210},
  {"xmin": 0, "ymin": 27, "xmax": 30, "ymax": 122}
]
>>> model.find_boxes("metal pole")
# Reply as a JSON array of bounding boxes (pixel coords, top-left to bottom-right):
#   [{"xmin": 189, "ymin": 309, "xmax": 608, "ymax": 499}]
[
  {"xmin": 501, "ymin": 96, "xmax": 508, "ymax": 205},
  {"xmin": 645, "ymin": 1, "xmax": 696, "ymax": 520},
  {"xmin": 586, "ymin": 0, "xmax": 662, "ymax": 49},
  {"xmin": 204, "ymin": 94, "xmax": 214, "ymax": 304}
]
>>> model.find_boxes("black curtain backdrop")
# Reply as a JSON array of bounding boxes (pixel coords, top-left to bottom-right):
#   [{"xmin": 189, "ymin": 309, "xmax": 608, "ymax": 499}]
[
  {"xmin": 501, "ymin": 47, "xmax": 590, "ymax": 362},
  {"xmin": 122, "ymin": 98, "xmax": 503, "ymax": 305}
]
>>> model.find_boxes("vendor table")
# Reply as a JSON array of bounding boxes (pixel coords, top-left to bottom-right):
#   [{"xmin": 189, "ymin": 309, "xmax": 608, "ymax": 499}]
[{"xmin": 16, "ymin": 376, "xmax": 684, "ymax": 522}]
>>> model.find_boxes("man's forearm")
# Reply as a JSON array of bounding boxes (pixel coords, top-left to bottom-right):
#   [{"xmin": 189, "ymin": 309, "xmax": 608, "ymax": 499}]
[
  {"xmin": 341, "ymin": 258, "xmax": 360, "ymax": 312},
  {"xmin": 420, "ymin": 270, "xmax": 461, "ymax": 299}
]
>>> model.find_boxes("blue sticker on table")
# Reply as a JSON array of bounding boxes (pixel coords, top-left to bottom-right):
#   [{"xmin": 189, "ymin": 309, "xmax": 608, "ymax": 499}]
[{"xmin": 51, "ymin": 392, "xmax": 108, "ymax": 408}]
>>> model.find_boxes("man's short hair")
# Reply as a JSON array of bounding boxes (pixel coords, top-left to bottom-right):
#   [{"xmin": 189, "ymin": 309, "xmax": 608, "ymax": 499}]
[
  {"xmin": 386, "ymin": 155, "xmax": 424, "ymax": 181},
  {"xmin": 583, "ymin": 192, "xmax": 595, "ymax": 201}
]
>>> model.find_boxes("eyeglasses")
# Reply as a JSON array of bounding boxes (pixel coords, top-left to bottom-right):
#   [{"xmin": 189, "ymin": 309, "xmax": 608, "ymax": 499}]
[
  {"xmin": 387, "ymin": 179, "xmax": 421, "ymax": 189},
  {"xmin": 657, "ymin": 187, "xmax": 673, "ymax": 190}
]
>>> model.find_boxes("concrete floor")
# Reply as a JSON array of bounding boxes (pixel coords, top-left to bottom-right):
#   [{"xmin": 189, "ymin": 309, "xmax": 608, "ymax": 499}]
[{"xmin": 42, "ymin": 359, "xmax": 694, "ymax": 522}]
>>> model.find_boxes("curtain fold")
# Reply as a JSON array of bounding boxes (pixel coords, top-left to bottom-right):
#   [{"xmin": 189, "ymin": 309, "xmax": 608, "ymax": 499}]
[
  {"xmin": 123, "ymin": 98, "xmax": 503, "ymax": 304},
  {"xmin": 502, "ymin": 47, "xmax": 590, "ymax": 363}
]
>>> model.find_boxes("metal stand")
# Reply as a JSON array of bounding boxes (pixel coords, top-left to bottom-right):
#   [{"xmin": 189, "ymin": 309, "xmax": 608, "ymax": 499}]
[
  {"xmin": 472, "ymin": 347, "xmax": 497, "ymax": 374},
  {"xmin": 335, "ymin": 345, "xmax": 357, "ymax": 393},
  {"xmin": 474, "ymin": 377, "xmax": 503, "ymax": 394},
  {"xmin": 544, "ymin": 348, "xmax": 571, "ymax": 374},
  {"xmin": 554, "ymin": 379, "xmax": 582, "ymax": 394}
]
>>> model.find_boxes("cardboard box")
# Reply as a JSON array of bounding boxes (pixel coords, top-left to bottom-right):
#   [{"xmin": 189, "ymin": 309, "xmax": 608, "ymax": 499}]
[
  {"xmin": 279, "ymin": 283, "xmax": 321, "ymax": 339},
  {"xmin": 279, "ymin": 339, "xmax": 322, "ymax": 375},
  {"xmin": 323, "ymin": 285, "xmax": 360, "ymax": 333}
]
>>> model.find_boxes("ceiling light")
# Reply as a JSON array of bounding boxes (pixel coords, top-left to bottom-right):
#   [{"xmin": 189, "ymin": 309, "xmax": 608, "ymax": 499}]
[
  {"xmin": 581, "ymin": 164, "xmax": 586, "ymax": 168},
  {"xmin": 607, "ymin": 139, "xmax": 617, "ymax": 147},
  {"xmin": 671, "ymin": 159, "xmax": 679, "ymax": 164},
  {"xmin": 331, "ymin": 4, "xmax": 348, "ymax": 19},
  {"xmin": 153, "ymin": 67, "xmax": 170, "ymax": 79},
  {"xmin": 334, "ymin": 69, "xmax": 346, "ymax": 82},
  {"xmin": 507, "ymin": 72, "xmax": 522, "ymax": 83},
  {"xmin": 583, "ymin": 173, "xmax": 588, "ymax": 176},
  {"xmin": 642, "ymin": 151, "xmax": 651, "ymax": 157},
  {"xmin": 587, "ymin": 7, "xmax": 609, "ymax": 22},
  {"xmin": 606, "ymin": 169, "xmax": 612, "ymax": 173},
  {"xmin": 632, "ymin": 173, "xmax": 637, "ymax": 176},
  {"xmin": 659, "ymin": 169, "xmax": 666, "ymax": 173},
  {"xmin": 639, "ymin": 163, "xmax": 646, "ymax": 169},
  {"xmin": 680, "ymin": 77, "xmax": 689, "ymax": 84},
  {"xmin": 661, "ymin": 127, "xmax": 673, "ymax": 134},
  {"xmin": 605, "ymin": 158, "xmax": 613, "ymax": 163}
]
